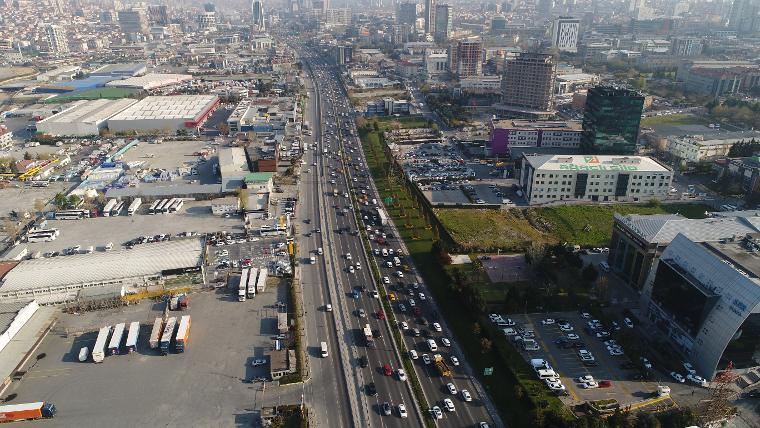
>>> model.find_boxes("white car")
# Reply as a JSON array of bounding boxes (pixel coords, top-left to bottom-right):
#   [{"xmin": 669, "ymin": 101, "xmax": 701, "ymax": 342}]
[
  {"xmin": 670, "ymin": 372, "xmax": 685, "ymax": 383},
  {"xmin": 385, "ymin": 261, "xmax": 393, "ymax": 268},
  {"xmin": 409, "ymin": 350, "xmax": 418, "ymax": 359},
  {"xmin": 451, "ymin": 356, "xmax": 459, "ymax": 366},
  {"xmin": 488, "ymin": 313, "xmax": 502, "ymax": 322},
  {"xmin": 397, "ymin": 403, "xmax": 407, "ymax": 418},
  {"xmin": 578, "ymin": 375, "xmax": 595, "ymax": 383},
  {"xmin": 687, "ymin": 374, "xmax": 707, "ymax": 386},
  {"xmin": 567, "ymin": 333, "xmax": 580, "ymax": 340},
  {"xmin": 345, "ymin": 253, "xmax": 352, "ymax": 260},
  {"xmin": 581, "ymin": 381, "xmax": 599, "ymax": 389},
  {"xmin": 609, "ymin": 348, "xmax": 624, "ymax": 356},
  {"xmin": 400, "ymin": 321, "xmax": 409, "ymax": 330},
  {"xmin": 441, "ymin": 338, "xmax": 451, "ymax": 347},
  {"xmin": 382, "ymin": 276, "xmax": 390, "ymax": 284},
  {"xmin": 348, "ymin": 265, "xmax": 355, "ymax": 273},
  {"xmin": 559, "ymin": 324, "xmax": 574, "ymax": 332},
  {"xmin": 641, "ymin": 357, "xmax": 653, "ymax": 369},
  {"xmin": 541, "ymin": 318, "xmax": 555, "ymax": 325},
  {"xmin": 447, "ymin": 382, "xmax": 457, "ymax": 394},
  {"xmin": 423, "ymin": 354, "xmax": 431, "ymax": 364},
  {"xmin": 432, "ymin": 322, "xmax": 442, "ymax": 332},
  {"xmin": 396, "ymin": 271, "xmax": 404, "ymax": 278},
  {"xmin": 418, "ymin": 293, "xmax": 426, "ymax": 301},
  {"xmin": 370, "ymin": 291, "xmax": 379, "ymax": 298},
  {"xmin": 443, "ymin": 398, "xmax": 455, "ymax": 412},
  {"xmin": 397, "ymin": 369, "xmax": 407, "ymax": 381},
  {"xmin": 623, "ymin": 317, "xmax": 634, "ymax": 328},
  {"xmin": 430, "ymin": 406, "xmax": 443, "ymax": 419},
  {"xmin": 683, "ymin": 362, "xmax": 696, "ymax": 375},
  {"xmin": 461, "ymin": 389, "xmax": 472, "ymax": 402}
]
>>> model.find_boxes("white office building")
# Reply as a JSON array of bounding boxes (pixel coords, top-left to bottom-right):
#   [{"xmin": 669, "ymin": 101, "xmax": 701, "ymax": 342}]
[
  {"xmin": 46, "ymin": 25, "xmax": 69, "ymax": 54},
  {"xmin": 519, "ymin": 154, "xmax": 673, "ymax": 205},
  {"xmin": 552, "ymin": 17, "xmax": 580, "ymax": 53},
  {"xmin": 666, "ymin": 134, "xmax": 760, "ymax": 163}
]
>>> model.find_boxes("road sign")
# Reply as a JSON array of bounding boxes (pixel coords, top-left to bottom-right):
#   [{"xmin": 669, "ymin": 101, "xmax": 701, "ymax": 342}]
[
  {"xmin": 384, "ymin": 197, "xmax": 393, "ymax": 204},
  {"xmin": 484, "ymin": 367, "xmax": 493, "ymax": 376}
]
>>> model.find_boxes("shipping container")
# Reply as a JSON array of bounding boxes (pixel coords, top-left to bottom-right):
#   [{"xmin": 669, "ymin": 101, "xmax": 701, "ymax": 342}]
[
  {"xmin": 255, "ymin": 268, "xmax": 268, "ymax": 293},
  {"xmin": 247, "ymin": 268, "xmax": 257, "ymax": 298},
  {"xmin": 125, "ymin": 321, "xmax": 140, "ymax": 353},
  {"xmin": 149, "ymin": 318, "xmax": 163, "ymax": 349},
  {"xmin": 92, "ymin": 325, "xmax": 111, "ymax": 363},
  {"xmin": 0, "ymin": 402, "xmax": 56, "ymax": 421},
  {"xmin": 160, "ymin": 317, "xmax": 177, "ymax": 355},
  {"xmin": 175, "ymin": 315, "xmax": 191, "ymax": 353},
  {"xmin": 108, "ymin": 323, "xmax": 125, "ymax": 355}
]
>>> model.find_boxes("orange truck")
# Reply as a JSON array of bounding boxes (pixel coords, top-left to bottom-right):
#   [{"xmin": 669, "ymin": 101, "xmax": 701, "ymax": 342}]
[{"xmin": 0, "ymin": 402, "xmax": 56, "ymax": 422}]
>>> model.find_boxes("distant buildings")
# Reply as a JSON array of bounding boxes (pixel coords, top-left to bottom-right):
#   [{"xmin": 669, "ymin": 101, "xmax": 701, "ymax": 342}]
[
  {"xmin": 197, "ymin": 9, "xmax": 217, "ymax": 32},
  {"xmin": 252, "ymin": 0, "xmax": 265, "ymax": 31},
  {"xmin": 728, "ymin": 0, "xmax": 760, "ymax": 35},
  {"xmin": 434, "ymin": 4, "xmax": 452, "ymax": 42},
  {"xmin": 519, "ymin": 154, "xmax": 672, "ymax": 205},
  {"xmin": 552, "ymin": 17, "xmax": 580, "ymax": 53},
  {"xmin": 324, "ymin": 8, "xmax": 350, "ymax": 26},
  {"xmin": 665, "ymin": 132, "xmax": 760, "ymax": 162},
  {"xmin": 669, "ymin": 37, "xmax": 703, "ymax": 57},
  {"xmin": 424, "ymin": 0, "xmax": 436, "ymax": 34},
  {"xmin": 500, "ymin": 52, "xmax": 556, "ymax": 119},
  {"xmin": 581, "ymin": 86, "xmax": 644, "ymax": 155},
  {"xmin": 452, "ymin": 37, "xmax": 483, "ymax": 78},
  {"xmin": 679, "ymin": 61, "xmax": 760, "ymax": 97},
  {"xmin": 333, "ymin": 44, "xmax": 353, "ymax": 65},
  {"xmin": 365, "ymin": 98, "xmax": 411, "ymax": 116},
  {"xmin": 489, "ymin": 119, "xmax": 582, "ymax": 156},
  {"xmin": 45, "ymin": 24, "xmax": 68, "ymax": 54},
  {"xmin": 107, "ymin": 95, "xmax": 220, "ymax": 135},
  {"xmin": 36, "ymin": 99, "xmax": 138, "ymax": 137},
  {"xmin": 397, "ymin": 1, "xmax": 417, "ymax": 26},
  {"xmin": 424, "ymin": 49, "xmax": 448, "ymax": 80},
  {"xmin": 118, "ymin": 8, "xmax": 149, "ymax": 36}
]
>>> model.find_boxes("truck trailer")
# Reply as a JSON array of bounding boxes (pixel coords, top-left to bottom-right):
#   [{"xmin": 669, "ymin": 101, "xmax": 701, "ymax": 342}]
[
  {"xmin": 160, "ymin": 317, "xmax": 177, "ymax": 355},
  {"xmin": 0, "ymin": 402, "xmax": 56, "ymax": 422},
  {"xmin": 377, "ymin": 209, "xmax": 388, "ymax": 226},
  {"xmin": 238, "ymin": 268, "xmax": 248, "ymax": 302},
  {"xmin": 149, "ymin": 318, "xmax": 163, "ymax": 349},
  {"xmin": 247, "ymin": 268, "xmax": 257, "ymax": 299},
  {"xmin": 102, "ymin": 199, "xmax": 117, "ymax": 217},
  {"xmin": 127, "ymin": 198, "xmax": 142, "ymax": 216},
  {"xmin": 108, "ymin": 323, "xmax": 125, "ymax": 355},
  {"xmin": 92, "ymin": 326, "xmax": 111, "ymax": 363},
  {"xmin": 363, "ymin": 324, "xmax": 375, "ymax": 348},
  {"xmin": 175, "ymin": 315, "xmax": 191, "ymax": 353},
  {"xmin": 256, "ymin": 268, "xmax": 268, "ymax": 293},
  {"xmin": 125, "ymin": 321, "xmax": 140, "ymax": 353}
]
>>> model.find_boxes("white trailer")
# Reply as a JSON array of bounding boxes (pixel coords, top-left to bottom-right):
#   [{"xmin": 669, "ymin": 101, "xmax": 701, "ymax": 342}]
[
  {"xmin": 256, "ymin": 268, "xmax": 268, "ymax": 293},
  {"xmin": 153, "ymin": 199, "xmax": 169, "ymax": 214},
  {"xmin": 102, "ymin": 199, "xmax": 117, "ymax": 217},
  {"xmin": 149, "ymin": 318, "xmax": 163, "ymax": 349},
  {"xmin": 162, "ymin": 198, "xmax": 177, "ymax": 214},
  {"xmin": 108, "ymin": 323, "xmax": 125, "ymax": 355},
  {"xmin": 125, "ymin": 321, "xmax": 140, "ymax": 353},
  {"xmin": 111, "ymin": 201, "xmax": 125, "ymax": 216},
  {"xmin": 377, "ymin": 209, "xmax": 388, "ymax": 226},
  {"xmin": 127, "ymin": 198, "xmax": 142, "ymax": 216},
  {"xmin": 147, "ymin": 200, "xmax": 161, "ymax": 214},
  {"xmin": 247, "ymin": 268, "xmax": 258, "ymax": 299},
  {"xmin": 160, "ymin": 317, "xmax": 177, "ymax": 355},
  {"xmin": 239, "ymin": 268, "xmax": 249, "ymax": 302},
  {"xmin": 92, "ymin": 326, "xmax": 111, "ymax": 363}
]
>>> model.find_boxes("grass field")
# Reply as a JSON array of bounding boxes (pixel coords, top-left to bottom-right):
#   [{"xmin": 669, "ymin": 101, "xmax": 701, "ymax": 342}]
[
  {"xmin": 45, "ymin": 87, "xmax": 141, "ymax": 103},
  {"xmin": 640, "ymin": 113, "xmax": 707, "ymax": 127},
  {"xmin": 437, "ymin": 203, "xmax": 710, "ymax": 251}
]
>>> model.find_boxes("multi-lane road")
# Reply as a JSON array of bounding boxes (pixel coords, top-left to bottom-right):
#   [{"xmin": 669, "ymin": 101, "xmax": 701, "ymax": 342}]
[{"xmin": 294, "ymin": 41, "xmax": 502, "ymax": 428}]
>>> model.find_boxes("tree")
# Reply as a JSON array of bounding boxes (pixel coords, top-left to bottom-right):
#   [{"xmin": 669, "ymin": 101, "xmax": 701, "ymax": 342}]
[
  {"xmin": 634, "ymin": 412, "xmax": 662, "ymax": 428},
  {"xmin": 53, "ymin": 192, "xmax": 67, "ymax": 207},
  {"xmin": 503, "ymin": 286, "xmax": 522, "ymax": 313},
  {"xmin": 218, "ymin": 122, "xmax": 229, "ymax": 136},
  {"xmin": 479, "ymin": 338, "xmax": 492, "ymax": 354},
  {"xmin": 526, "ymin": 243, "xmax": 547, "ymax": 268},
  {"xmin": 471, "ymin": 322, "xmax": 481, "ymax": 336},
  {"xmin": 23, "ymin": 151, "xmax": 32, "ymax": 160},
  {"xmin": 582, "ymin": 264, "xmax": 599, "ymax": 282},
  {"xmin": 67, "ymin": 194, "xmax": 80, "ymax": 208},
  {"xmin": 237, "ymin": 187, "xmax": 249, "ymax": 211}
]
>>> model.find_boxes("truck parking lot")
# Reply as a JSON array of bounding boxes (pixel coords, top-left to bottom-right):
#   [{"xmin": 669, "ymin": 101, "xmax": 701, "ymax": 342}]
[{"xmin": 6, "ymin": 288, "xmax": 288, "ymax": 427}]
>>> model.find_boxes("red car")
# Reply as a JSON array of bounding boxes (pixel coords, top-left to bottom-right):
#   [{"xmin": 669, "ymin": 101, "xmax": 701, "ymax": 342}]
[
  {"xmin": 599, "ymin": 380, "xmax": 613, "ymax": 388},
  {"xmin": 377, "ymin": 310, "xmax": 385, "ymax": 320},
  {"xmin": 383, "ymin": 363, "xmax": 392, "ymax": 376}
]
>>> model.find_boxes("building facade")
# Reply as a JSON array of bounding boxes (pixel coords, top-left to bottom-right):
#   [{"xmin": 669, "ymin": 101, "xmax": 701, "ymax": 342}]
[
  {"xmin": 397, "ymin": 1, "xmax": 417, "ymax": 25},
  {"xmin": 424, "ymin": 0, "xmax": 436, "ymax": 34},
  {"xmin": 552, "ymin": 17, "xmax": 580, "ymax": 53},
  {"xmin": 519, "ymin": 154, "xmax": 672, "ymax": 205},
  {"xmin": 252, "ymin": 0, "xmax": 265, "ymax": 30},
  {"xmin": 434, "ymin": 4, "xmax": 453, "ymax": 42},
  {"xmin": 453, "ymin": 37, "xmax": 483, "ymax": 78},
  {"xmin": 490, "ymin": 119, "xmax": 582, "ymax": 155},
  {"xmin": 670, "ymin": 37, "xmax": 703, "ymax": 57},
  {"xmin": 581, "ymin": 86, "xmax": 644, "ymax": 155},
  {"xmin": 501, "ymin": 52, "xmax": 556, "ymax": 117},
  {"xmin": 45, "ymin": 25, "xmax": 69, "ymax": 54},
  {"xmin": 118, "ymin": 9, "xmax": 150, "ymax": 36}
]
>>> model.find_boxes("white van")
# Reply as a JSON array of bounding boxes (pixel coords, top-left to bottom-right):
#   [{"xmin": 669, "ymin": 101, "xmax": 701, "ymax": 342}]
[
  {"xmin": 531, "ymin": 359, "xmax": 551, "ymax": 371},
  {"xmin": 317, "ymin": 247, "xmax": 323, "ymax": 255},
  {"xmin": 393, "ymin": 257, "xmax": 401, "ymax": 267},
  {"xmin": 523, "ymin": 338, "xmax": 539, "ymax": 351},
  {"xmin": 310, "ymin": 255, "xmax": 316, "ymax": 264},
  {"xmin": 427, "ymin": 339, "xmax": 438, "ymax": 352},
  {"xmin": 320, "ymin": 341, "xmax": 328, "ymax": 358},
  {"xmin": 78, "ymin": 346, "xmax": 90, "ymax": 362},
  {"xmin": 537, "ymin": 369, "xmax": 558, "ymax": 380}
]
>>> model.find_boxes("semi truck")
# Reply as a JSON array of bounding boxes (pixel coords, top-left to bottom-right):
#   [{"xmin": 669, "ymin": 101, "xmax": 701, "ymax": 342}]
[
  {"xmin": 247, "ymin": 268, "xmax": 258, "ymax": 299},
  {"xmin": 149, "ymin": 318, "xmax": 163, "ymax": 349},
  {"xmin": 108, "ymin": 323, "xmax": 125, "ymax": 355},
  {"xmin": 125, "ymin": 321, "xmax": 140, "ymax": 353},
  {"xmin": 332, "ymin": 188, "xmax": 338, "ymax": 197},
  {"xmin": 363, "ymin": 324, "xmax": 375, "ymax": 348},
  {"xmin": 255, "ymin": 268, "xmax": 268, "ymax": 293},
  {"xmin": 434, "ymin": 354, "xmax": 452, "ymax": 377},
  {"xmin": 92, "ymin": 326, "xmax": 111, "ymax": 363},
  {"xmin": 175, "ymin": 315, "xmax": 191, "ymax": 353},
  {"xmin": 377, "ymin": 209, "xmax": 388, "ymax": 226},
  {"xmin": 159, "ymin": 317, "xmax": 177, "ymax": 355},
  {"xmin": 0, "ymin": 402, "xmax": 56, "ymax": 422},
  {"xmin": 238, "ymin": 268, "xmax": 248, "ymax": 302}
]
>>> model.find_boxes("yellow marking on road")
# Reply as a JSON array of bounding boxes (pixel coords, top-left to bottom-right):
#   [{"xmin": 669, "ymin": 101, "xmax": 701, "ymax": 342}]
[{"xmin": 532, "ymin": 320, "xmax": 581, "ymax": 402}]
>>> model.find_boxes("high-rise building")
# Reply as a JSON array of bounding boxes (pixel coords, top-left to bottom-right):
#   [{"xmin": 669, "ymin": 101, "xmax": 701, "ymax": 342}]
[
  {"xmin": 537, "ymin": 0, "xmax": 553, "ymax": 17},
  {"xmin": 728, "ymin": 0, "xmax": 760, "ymax": 34},
  {"xmin": 324, "ymin": 8, "xmax": 351, "ymax": 26},
  {"xmin": 501, "ymin": 52, "xmax": 555, "ymax": 116},
  {"xmin": 453, "ymin": 37, "xmax": 482, "ymax": 77},
  {"xmin": 148, "ymin": 5, "xmax": 169, "ymax": 25},
  {"xmin": 551, "ymin": 16, "xmax": 579, "ymax": 53},
  {"xmin": 491, "ymin": 15, "xmax": 507, "ymax": 33},
  {"xmin": 397, "ymin": 1, "xmax": 417, "ymax": 26},
  {"xmin": 198, "ymin": 10, "xmax": 217, "ymax": 31},
  {"xmin": 118, "ymin": 9, "xmax": 150, "ymax": 35},
  {"xmin": 252, "ymin": 0, "xmax": 265, "ymax": 30},
  {"xmin": 424, "ymin": 0, "xmax": 436, "ymax": 34},
  {"xmin": 669, "ymin": 37, "xmax": 703, "ymax": 57},
  {"xmin": 203, "ymin": 3, "xmax": 216, "ymax": 12},
  {"xmin": 581, "ymin": 86, "xmax": 644, "ymax": 155},
  {"xmin": 51, "ymin": 0, "xmax": 65, "ymax": 14},
  {"xmin": 434, "ymin": 4, "xmax": 452, "ymax": 42},
  {"xmin": 45, "ymin": 24, "xmax": 68, "ymax": 54}
]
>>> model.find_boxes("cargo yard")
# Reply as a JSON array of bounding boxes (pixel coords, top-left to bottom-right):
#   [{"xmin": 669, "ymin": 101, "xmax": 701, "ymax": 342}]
[{"xmin": 5, "ymin": 288, "xmax": 288, "ymax": 427}]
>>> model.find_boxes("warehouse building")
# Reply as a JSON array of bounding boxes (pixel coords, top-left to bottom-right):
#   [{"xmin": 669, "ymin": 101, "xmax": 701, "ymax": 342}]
[
  {"xmin": 0, "ymin": 238, "xmax": 204, "ymax": 304},
  {"xmin": 107, "ymin": 95, "xmax": 219, "ymax": 134},
  {"xmin": 105, "ymin": 73, "xmax": 192, "ymax": 90},
  {"xmin": 519, "ymin": 154, "xmax": 673, "ymax": 205},
  {"xmin": 218, "ymin": 147, "xmax": 251, "ymax": 192},
  {"xmin": 36, "ymin": 99, "xmax": 138, "ymax": 137},
  {"xmin": 641, "ymin": 233, "xmax": 760, "ymax": 380},
  {"xmin": 91, "ymin": 62, "xmax": 148, "ymax": 78},
  {"xmin": 609, "ymin": 212, "xmax": 760, "ymax": 291}
]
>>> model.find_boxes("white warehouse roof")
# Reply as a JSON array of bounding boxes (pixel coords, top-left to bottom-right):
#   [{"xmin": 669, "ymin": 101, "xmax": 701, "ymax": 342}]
[
  {"xmin": 36, "ymin": 99, "xmax": 138, "ymax": 137},
  {"xmin": 524, "ymin": 154, "xmax": 670, "ymax": 172},
  {"xmin": 108, "ymin": 95, "xmax": 218, "ymax": 121},
  {"xmin": 105, "ymin": 73, "xmax": 192, "ymax": 90},
  {"xmin": 0, "ymin": 238, "xmax": 203, "ymax": 293}
]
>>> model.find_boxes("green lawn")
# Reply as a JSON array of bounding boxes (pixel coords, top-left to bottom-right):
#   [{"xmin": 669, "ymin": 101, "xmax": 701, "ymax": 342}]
[
  {"xmin": 640, "ymin": 113, "xmax": 707, "ymax": 127},
  {"xmin": 437, "ymin": 203, "xmax": 710, "ymax": 250},
  {"xmin": 45, "ymin": 87, "xmax": 141, "ymax": 103}
]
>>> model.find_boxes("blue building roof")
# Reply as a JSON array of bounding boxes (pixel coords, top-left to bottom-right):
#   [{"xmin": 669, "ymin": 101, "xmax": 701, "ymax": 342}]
[{"xmin": 37, "ymin": 76, "xmax": 118, "ymax": 93}]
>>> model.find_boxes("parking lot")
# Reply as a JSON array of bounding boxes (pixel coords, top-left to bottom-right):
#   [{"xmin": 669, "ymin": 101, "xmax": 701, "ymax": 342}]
[{"xmin": 7, "ymin": 286, "xmax": 288, "ymax": 427}]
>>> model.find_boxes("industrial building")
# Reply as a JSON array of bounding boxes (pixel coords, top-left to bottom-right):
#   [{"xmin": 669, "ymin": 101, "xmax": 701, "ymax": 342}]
[
  {"xmin": 0, "ymin": 238, "xmax": 204, "ymax": 305},
  {"xmin": 218, "ymin": 147, "xmax": 251, "ymax": 192},
  {"xmin": 107, "ymin": 95, "xmax": 219, "ymax": 134},
  {"xmin": 91, "ymin": 62, "xmax": 148, "ymax": 78},
  {"xmin": 36, "ymin": 99, "xmax": 138, "ymax": 137},
  {"xmin": 519, "ymin": 154, "xmax": 673, "ymax": 205},
  {"xmin": 609, "ymin": 212, "xmax": 760, "ymax": 291},
  {"xmin": 226, "ymin": 97, "xmax": 297, "ymax": 135},
  {"xmin": 641, "ymin": 233, "xmax": 760, "ymax": 380},
  {"xmin": 106, "ymin": 73, "xmax": 192, "ymax": 90}
]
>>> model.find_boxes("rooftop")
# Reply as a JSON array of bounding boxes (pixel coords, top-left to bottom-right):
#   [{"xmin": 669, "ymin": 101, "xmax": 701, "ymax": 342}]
[
  {"xmin": 492, "ymin": 119, "xmax": 582, "ymax": 131},
  {"xmin": 0, "ymin": 238, "xmax": 203, "ymax": 292},
  {"xmin": 108, "ymin": 95, "xmax": 218, "ymax": 121},
  {"xmin": 704, "ymin": 234, "xmax": 760, "ymax": 279},
  {"xmin": 37, "ymin": 99, "xmax": 137, "ymax": 125},
  {"xmin": 106, "ymin": 73, "xmax": 192, "ymax": 90},
  {"xmin": 218, "ymin": 147, "xmax": 250, "ymax": 176},
  {"xmin": 91, "ymin": 63, "xmax": 148, "ymax": 77},
  {"xmin": 524, "ymin": 154, "xmax": 669, "ymax": 172},
  {"xmin": 615, "ymin": 212, "xmax": 760, "ymax": 244}
]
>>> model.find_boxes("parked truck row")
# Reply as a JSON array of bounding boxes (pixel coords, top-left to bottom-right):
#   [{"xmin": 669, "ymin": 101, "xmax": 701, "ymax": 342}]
[
  {"xmin": 147, "ymin": 198, "xmax": 184, "ymax": 215},
  {"xmin": 237, "ymin": 267, "xmax": 268, "ymax": 302},
  {"xmin": 102, "ymin": 198, "xmax": 142, "ymax": 217},
  {"xmin": 86, "ymin": 316, "xmax": 191, "ymax": 362}
]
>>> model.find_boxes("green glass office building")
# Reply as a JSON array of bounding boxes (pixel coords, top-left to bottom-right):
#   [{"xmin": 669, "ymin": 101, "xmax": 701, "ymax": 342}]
[{"xmin": 581, "ymin": 86, "xmax": 644, "ymax": 155}]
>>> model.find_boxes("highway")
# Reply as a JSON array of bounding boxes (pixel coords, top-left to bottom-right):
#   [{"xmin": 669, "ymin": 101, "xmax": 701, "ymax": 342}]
[
  {"xmin": 295, "ymin": 43, "xmax": 503, "ymax": 428},
  {"xmin": 297, "ymin": 52, "xmax": 423, "ymax": 428}
]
